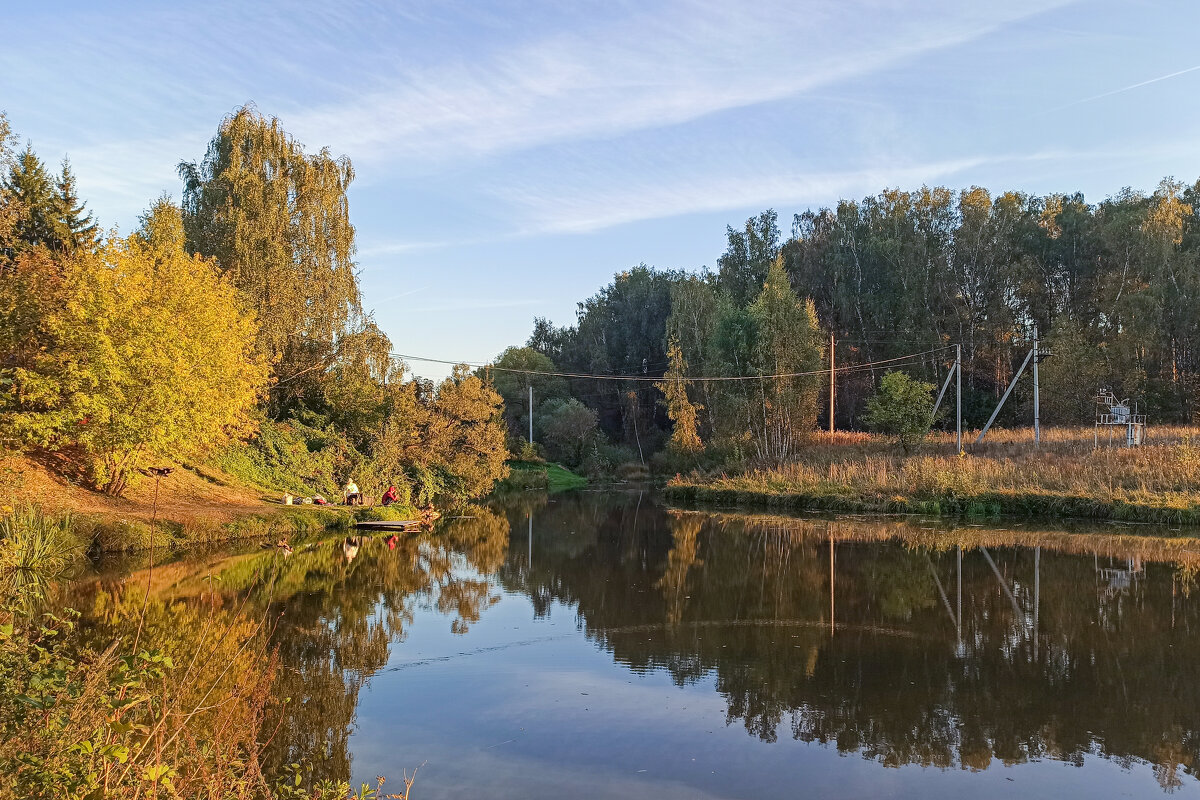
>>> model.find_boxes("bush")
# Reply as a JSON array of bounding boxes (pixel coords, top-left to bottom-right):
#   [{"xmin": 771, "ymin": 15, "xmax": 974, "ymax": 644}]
[{"xmin": 863, "ymin": 371, "xmax": 938, "ymax": 454}]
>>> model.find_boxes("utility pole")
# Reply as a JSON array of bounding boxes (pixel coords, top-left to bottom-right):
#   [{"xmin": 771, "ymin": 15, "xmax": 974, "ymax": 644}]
[
  {"xmin": 1032, "ymin": 328, "xmax": 1041, "ymax": 446},
  {"xmin": 528, "ymin": 383, "xmax": 534, "ymax": 445},
  {"xmin": 976, "ymin": 346, "xmax": 1035, "ymax": 445},
  {"xmin": 828, "ymin": 331, "xmax": 835, "ymax": 434},
  {"xmin": 955, "ymin": 343, "xmax": 962, "ymax": 453}
]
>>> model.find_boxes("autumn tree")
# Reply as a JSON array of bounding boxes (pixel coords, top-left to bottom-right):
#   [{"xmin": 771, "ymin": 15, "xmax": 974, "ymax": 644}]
[
  {"xmin": 655, "ymin": 337, "xmax": 702, "ymax": 457},
  {"xmin": 370, "ymin": 366, "xmax": 509, "ymax": 504},
  {"xmin": 22, "ymin": 201, "xmax": 267, "ymax": 494},
  {"xmin": 178, "ymin": 105, "xmax": 360, "ymax": 411}
]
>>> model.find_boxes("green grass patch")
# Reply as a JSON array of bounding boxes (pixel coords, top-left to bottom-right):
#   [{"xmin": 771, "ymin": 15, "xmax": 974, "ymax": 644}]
[
  {"xmin": 545, "ymin": 463, "xmax": 587, "ymax": 492},
  {"xmin": 494, "ymin": 460, "xmax": 586, "ymax": 494}
]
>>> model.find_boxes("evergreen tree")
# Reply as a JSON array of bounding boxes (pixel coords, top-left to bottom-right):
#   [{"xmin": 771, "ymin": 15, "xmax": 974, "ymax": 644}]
[
  {"xmin": 3, "ymin": 143, "xmax": 67, "ymax": 251},
  {"xmin": 54, "ymin": 158, "xmax": 98, "ymax": 252}
]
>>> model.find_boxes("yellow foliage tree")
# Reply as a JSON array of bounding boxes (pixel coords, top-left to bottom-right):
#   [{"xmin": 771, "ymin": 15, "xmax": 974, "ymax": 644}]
[
  {"xmin": 656, "ymin": 337, "xmax": 703, "ymax": 455},
  {"xmin": 56, "ymin": 202, "xmax": 266, "ymax": 494},
  {"xmin": 369, "ymin": 365, "xmax": 509, "ymax": 504}
]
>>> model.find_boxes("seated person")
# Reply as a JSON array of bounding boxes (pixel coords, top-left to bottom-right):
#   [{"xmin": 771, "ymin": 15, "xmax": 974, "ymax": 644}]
[
  {"xmin": 381, "ymin": 484, "xmax": 400, "ymax": 506},
  {"xmin": 342, "ymin": 479, "xmax": 362, "ymax": 506}
]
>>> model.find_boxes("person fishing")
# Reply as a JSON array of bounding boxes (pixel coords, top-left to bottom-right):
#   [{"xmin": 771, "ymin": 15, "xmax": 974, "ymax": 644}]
[
  {"xmin": 381, "ymin": 484, "xmax": 400, "ymax": 506},
  {"xmin": 342, "ymin": 478, "xmax": 362, "ymax": 506}
]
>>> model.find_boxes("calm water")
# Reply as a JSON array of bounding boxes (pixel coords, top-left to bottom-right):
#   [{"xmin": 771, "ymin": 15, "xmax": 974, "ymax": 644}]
[{"xmin": 79, "ymin": 494, "xmax": 1200, "ymax": 798}]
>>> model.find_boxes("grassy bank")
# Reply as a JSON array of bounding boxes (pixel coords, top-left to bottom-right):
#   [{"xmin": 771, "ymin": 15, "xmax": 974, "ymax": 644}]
[
  {"xmin": 81, "ymin": 503, "xmax": 420, "ymax": 552},
  {"xmin": 1, "ymin": 448, "xmax": 425, "ymax": 552},
  {"xmin": 666, "ymin": 426, "xmax": 1200, "ymax": 525},
  {"xmin": 496, "ymin": 460, "xmax": 588, "ymax": 493}
]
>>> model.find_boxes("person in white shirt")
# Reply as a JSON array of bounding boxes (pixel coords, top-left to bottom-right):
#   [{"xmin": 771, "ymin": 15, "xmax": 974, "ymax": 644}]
[{"xmin": 342, "ymin": 479, "xmax": 362, "ymax": 506}]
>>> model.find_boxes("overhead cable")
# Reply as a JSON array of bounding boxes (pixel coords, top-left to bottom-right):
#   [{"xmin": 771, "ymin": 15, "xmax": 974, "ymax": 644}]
[{"xmin": 391, "ymin": 346, "xmax": 956, "ymax": 383}]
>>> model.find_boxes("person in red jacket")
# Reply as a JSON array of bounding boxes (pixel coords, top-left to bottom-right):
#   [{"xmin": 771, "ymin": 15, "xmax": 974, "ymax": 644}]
[{"xmin": 381, "ymin": 485, "xmax": 400, "ymax": 506}]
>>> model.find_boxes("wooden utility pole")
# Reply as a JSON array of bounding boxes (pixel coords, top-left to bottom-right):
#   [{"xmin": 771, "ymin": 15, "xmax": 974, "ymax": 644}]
[
  {"xmin": 828, "ymin": 331, "xmax": 835, "ymax": 434},
  {"xmin": 1032, "ymin": 329, "xmax": 1041, "ymax": 446}
]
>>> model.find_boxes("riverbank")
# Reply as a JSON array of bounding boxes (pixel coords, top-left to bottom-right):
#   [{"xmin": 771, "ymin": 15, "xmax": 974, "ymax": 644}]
[
  {"xmin": 665, "ymin": 426, "xmax": 1200, "ymax": 525},
  {"xmin": 0, "ymin": 450, "xmax": 418, "ymax": 552}
]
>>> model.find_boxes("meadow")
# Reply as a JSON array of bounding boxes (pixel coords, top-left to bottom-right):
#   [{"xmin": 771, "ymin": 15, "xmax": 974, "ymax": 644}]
[{"xmin": 666, "ymin": 425, "xmax": 1200, "ymax": 524}]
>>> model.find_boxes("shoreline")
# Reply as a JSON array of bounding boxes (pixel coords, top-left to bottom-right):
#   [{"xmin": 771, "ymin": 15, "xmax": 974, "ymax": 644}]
[{"xmin": 663, "ymin": 482, "xmax": 1200, "ymax": 526}]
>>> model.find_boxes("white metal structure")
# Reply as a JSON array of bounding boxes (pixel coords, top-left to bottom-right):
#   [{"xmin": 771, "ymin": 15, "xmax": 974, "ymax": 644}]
[{"xmin": 1094, "ymin": 389, "xmax": 1147, "ymax": 447}]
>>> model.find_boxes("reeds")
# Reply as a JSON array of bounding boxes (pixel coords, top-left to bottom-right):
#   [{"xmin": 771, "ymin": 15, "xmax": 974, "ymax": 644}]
[{"xmin": 0, "ymin": 505, "xmax": 84, "ymax": 602}]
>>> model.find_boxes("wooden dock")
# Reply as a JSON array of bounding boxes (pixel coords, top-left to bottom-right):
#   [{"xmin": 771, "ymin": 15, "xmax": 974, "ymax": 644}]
[{"xmin": 355, "ymin": 519, "xmax": 422, "ymax": 532}]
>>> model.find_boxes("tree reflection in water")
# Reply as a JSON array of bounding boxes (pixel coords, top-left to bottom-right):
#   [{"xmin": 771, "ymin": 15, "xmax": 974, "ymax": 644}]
[
  {"xmin": 71, "ymin": 495, "xmax": 1200, "ymax": 794},
  {"xmin": 498, "ymin": 496, "xmax": 1200, "ymax": 792}
]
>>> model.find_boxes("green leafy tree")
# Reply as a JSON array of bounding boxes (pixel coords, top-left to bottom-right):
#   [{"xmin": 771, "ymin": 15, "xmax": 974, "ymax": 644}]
[
  {"xmin": 747, "ymin": 258, "xmax": 824, "ymax": 461},
  {"xmin": 178, "ymin": 105, "xmax": 360, "ymax": 411},
  {"xmin": 487, "ymin": 346, "xmax": 569, "ymax": 444},
  {"xmin": 539, "ymin": 397, "xmax": 599, "ymax": 466},
  {"xmin": 320, "ymin": 317, "xmax": 396, "ymax": 445},
  {"xmin": 718, "ymin": 209, "xmax": 780, "ymax": 306},
  {"xmin": 1039, "ymin": 321, "xmax": 1108, "ymax": 424},
  {"xmin": 863, "ymin": 371, "xmax": 937, "ymax": 454}
]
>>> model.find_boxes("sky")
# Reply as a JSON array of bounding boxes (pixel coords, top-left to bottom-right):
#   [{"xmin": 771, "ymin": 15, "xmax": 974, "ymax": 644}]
[{"xmin": 3, "ymin": 0, "xmax": 1200, "ymax": 379}]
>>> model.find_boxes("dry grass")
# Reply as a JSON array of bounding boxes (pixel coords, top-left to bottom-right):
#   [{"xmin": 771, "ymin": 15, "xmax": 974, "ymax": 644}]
[{"xmin": 667, "ymin": 426, "xmax": 1200, "ymax": 524}]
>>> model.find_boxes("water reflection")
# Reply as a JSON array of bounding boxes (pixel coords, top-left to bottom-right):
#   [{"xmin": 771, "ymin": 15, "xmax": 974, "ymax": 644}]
[
  {"xmin": 68, "ymin": 495, "xmax": 1200, "ymax": 796},
  {"xmin": 499, "ymin": 498, "xmax": 1200, "ymax": 792}
]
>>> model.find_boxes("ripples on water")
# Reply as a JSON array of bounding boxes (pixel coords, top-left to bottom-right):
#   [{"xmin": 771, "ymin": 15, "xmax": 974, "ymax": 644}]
[{"xmin": 74, "ymin": 493, "xmax": 1200, "ymax": 799}]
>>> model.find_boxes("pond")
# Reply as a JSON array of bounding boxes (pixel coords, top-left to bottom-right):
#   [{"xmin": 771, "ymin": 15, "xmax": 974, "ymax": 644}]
[{"xmin": 70, "ymin": 493, "xmax": 1200, "ymax": 798}]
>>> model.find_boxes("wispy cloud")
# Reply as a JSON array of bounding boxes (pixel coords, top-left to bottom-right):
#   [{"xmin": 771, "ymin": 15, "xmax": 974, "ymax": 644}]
[
  {"xmin": 288, "ymin": 0, "xmax": 1069, "ymax": 169},
  {"xmin": 503, "ymin": 158, "xmax": 988, "ymax": 235},
  {"xmin": 356, "ymin": 240, "xmax": 454, "ymax": 258}
]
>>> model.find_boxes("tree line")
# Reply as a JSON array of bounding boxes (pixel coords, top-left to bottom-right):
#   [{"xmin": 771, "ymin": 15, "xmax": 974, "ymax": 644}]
[
  {"xmin": 0, "ymin": 106, "xmax": 507, "ymax": 501},
  {"xmin": 494, "ymin": 180, "xmax": 1200, "ymax": 469}
]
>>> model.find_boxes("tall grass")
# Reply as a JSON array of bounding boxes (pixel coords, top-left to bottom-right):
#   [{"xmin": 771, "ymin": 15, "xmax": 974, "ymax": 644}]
[
  {"xmin": 668, "ymin": 426, "xmax": 1200, "ymax": 523},
  {"xmin": 0, "ymin": 505, "xmax": 84, "ymax": 603}
]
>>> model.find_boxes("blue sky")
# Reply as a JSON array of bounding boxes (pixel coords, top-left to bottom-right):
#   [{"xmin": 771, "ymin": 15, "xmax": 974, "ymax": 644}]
[{"xmin": 3, "ymin": 0, "xmax": 1200, "ymax": 379}]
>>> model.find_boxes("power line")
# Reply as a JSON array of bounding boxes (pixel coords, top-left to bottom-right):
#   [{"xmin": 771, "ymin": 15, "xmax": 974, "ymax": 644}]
[{"xmin": 392, "ymin": 346, "xmax": 956, "ymax": 383}]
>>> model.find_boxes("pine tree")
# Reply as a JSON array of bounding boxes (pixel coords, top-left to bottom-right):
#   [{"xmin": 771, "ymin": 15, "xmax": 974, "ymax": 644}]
[
  {"xmin": 3, "ymin": 143, "xmax": 67, "ymax": 250},
  {"xmin": 55, "ymin": 158, "xmax": 98, "ymax": 252}
]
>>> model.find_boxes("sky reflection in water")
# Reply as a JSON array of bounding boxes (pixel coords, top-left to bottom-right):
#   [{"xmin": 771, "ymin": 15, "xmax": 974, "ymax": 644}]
[{"xmin": 144, "ymin": 494, "xmax": 1200, "ymax": 798}]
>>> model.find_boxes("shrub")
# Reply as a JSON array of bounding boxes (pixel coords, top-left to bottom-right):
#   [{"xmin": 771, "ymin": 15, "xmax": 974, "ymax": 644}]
[{"xmin": 863, "ymin": 371, "xmax": 938, "ymax": 454}]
